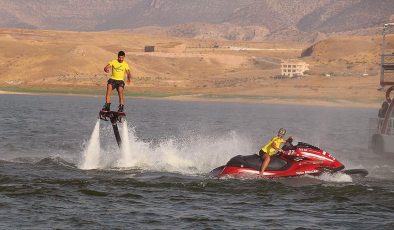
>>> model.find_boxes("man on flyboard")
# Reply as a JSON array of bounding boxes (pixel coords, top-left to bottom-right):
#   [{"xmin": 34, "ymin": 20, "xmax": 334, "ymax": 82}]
[{"xmin": 101, "ymin": 50, "xmax": 132, "ymax": 113}]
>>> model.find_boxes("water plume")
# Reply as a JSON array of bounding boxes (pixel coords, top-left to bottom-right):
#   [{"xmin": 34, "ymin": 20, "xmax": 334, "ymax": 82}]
[
  {"xmin": 79, "ymin": 120, "xmax": 101, "ymax": 169},
  {"xmin": 117, "ymin": 120, "xmax": 134, "ymax": 167}
]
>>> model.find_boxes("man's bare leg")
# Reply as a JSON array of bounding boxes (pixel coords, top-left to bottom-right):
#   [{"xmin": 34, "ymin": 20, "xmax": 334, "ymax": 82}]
[
  {"xmin": 117, "ymin": 86, "xmax": 125, "ymax": 112},
  {"xmin": 105, "ymin": 84, "xmax": 113, "ymax": 104},
  {"xmin": 117, "ymin": 86, "xmax": 124, "ymax": 105},
  {"xmin": 101, "ymin": 84, "xmax": 113, "ymax": 111}
]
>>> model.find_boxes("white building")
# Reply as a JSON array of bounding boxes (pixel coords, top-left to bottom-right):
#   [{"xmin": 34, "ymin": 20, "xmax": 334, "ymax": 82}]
[{"xmin": 281, "ymin": 60, "xmax": 309, "ymax": 77}]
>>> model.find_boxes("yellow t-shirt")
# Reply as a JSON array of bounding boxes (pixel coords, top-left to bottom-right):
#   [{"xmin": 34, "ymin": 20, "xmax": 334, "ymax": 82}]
[
  {"xmin": 261, "ymin": 136, "xmax": 285, "ymax": 156},
  {"xmin": 108, "ymin": 60, "xmax": 130, "ymax": 81}
]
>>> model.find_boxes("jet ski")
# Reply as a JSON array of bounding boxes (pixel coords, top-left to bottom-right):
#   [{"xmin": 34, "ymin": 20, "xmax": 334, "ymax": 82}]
[{"xmin": 210, "ymin": 141, "xmax": 368, "ymax": 178}]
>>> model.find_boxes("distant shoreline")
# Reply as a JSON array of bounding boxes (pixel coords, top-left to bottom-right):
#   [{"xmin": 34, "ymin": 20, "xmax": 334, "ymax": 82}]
[{"xmin": 0, "ymin": 89, "xmax": 379, "ymax": 109}]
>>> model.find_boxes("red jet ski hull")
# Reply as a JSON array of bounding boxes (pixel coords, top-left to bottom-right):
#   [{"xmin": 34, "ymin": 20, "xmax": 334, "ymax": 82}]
[
  {"xmin": 210, "ymin": 142, "xmax": 345, "ymax": 178},
  {"xmin": 211, "ymin": 164, "xmax": 344, "ymax": 178}
]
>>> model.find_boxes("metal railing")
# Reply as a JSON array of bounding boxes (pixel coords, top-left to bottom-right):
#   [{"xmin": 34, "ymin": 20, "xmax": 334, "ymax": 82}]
[
  {"xmin": 369, "ymin": 117, "xmax": 394, "ymax": 136},
  {"xmin": 368, "ymin": 117, "xmax": 394, "ymax": 149},
  {"xmin": 380, "ymin": 23, "xmax": 394, "ymax": 86}
]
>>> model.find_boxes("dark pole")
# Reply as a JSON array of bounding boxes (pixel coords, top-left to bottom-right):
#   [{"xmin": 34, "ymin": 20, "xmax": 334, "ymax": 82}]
[
  {"xmin": 110, "ymin": 115, "xmax": 122, "ymax": 148},
  {"xmin": 112, "ymin": 123, "xmax": 122, "ymax": 147}
]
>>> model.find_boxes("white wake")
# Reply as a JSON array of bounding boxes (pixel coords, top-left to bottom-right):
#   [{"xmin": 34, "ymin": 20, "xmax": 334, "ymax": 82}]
[{"xmin": 79, "ymin": 120, "xmax": 252, "ymax": 173}]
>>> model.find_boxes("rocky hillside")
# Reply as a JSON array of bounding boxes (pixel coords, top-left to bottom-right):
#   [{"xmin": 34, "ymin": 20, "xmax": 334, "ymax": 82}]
[{"xmin": 0, "ymin": 0, "xmax": 393, "ymax": 41}]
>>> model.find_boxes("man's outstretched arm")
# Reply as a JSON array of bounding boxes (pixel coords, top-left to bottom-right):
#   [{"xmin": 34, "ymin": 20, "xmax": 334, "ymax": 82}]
[{"xmin": 126, "ymin": 69, "xmax": 132, "ymax": 84}]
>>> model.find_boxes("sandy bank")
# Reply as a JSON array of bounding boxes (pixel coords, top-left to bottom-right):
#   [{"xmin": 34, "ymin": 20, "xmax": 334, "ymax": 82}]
[{"xmin": 0, "ymin": 89, "xmax": 380, "ymax": 109}]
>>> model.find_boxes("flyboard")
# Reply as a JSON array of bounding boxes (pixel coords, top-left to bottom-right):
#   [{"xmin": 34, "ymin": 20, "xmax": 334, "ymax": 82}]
[{"xmin": 99, "ymin": 110, "xmax": 126, "ymax": 148}]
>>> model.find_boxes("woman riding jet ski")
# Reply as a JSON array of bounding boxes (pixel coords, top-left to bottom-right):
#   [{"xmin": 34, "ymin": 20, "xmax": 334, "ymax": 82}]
[{"xmin": 210, "ymin": 137, "xmax": 368, "ymax": 178}]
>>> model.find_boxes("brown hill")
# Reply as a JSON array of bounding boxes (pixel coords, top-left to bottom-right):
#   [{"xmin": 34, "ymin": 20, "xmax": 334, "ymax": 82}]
[
  {"xmin": 0, "ymin": 28, "xmax": 386, "ymax": 106},
  {"xmin": 301, "ymin": 36, "xmax": 380, "ymax": 62},
  {"xmin": 301, "ymin": 35, "xmax": 394, "ymax": 74}
]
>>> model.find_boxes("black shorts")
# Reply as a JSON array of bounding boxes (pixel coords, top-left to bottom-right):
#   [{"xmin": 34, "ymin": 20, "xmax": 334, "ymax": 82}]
[
  {"xmin": 107, "ymin": 79, "xmax": 125, "ymax": 90},
  {"xmin": 259, "ymin": 149, "xmax": 266, "ymax": 159}
]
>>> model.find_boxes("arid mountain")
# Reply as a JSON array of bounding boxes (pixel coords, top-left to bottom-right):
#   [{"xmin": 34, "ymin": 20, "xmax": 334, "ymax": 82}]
[
  {"xmin": 132, "ymin": 23, "xmax": 270, "ymax": 41},
  {"xmin": 297, "ymin": 0, "xmax": 394, "ymax": 33},
  {"xmin": 0, "ymin": 28, "xmax": 388, "ymax": 106},
  {"xmin": 0, "ymin": 0, "xmax": 254, "ymax": 30},
  {"xmin": 0, "ymin": 0, "xmax": 393, "ymax": 41}
]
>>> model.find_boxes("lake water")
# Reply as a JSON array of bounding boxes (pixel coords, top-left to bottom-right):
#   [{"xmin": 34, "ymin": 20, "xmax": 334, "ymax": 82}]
[{"xmin": 0, "ymin": 94, "xmax": 393, "ymax": 229}]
